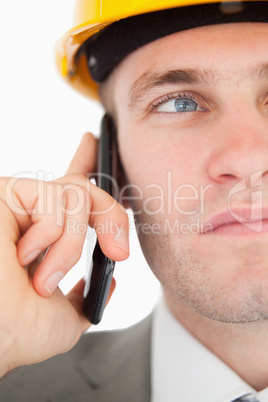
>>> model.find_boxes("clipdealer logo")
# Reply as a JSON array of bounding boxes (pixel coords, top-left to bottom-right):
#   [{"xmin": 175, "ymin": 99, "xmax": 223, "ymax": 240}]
[{"xmin": 4, "ymin": 169, "xmax": 265, "ymax": 236}]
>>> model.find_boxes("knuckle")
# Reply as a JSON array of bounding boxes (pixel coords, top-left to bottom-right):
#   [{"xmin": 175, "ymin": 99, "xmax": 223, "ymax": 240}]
[
  {"xmin": 60, "ymin": 173, "xmax": 91, "ymax": 190},
  {"xmin": 59, "ymin": 176, "xmax": 92, "ymax": 201},
  {"xmin": 65, "ymin": 186, "xmax": 91, "ymax": 216},
  {"xmin": 43, "ymin": 222, "xmax": 63, "ymax": 240},
  {"xmin": 64, "ymin": 240, "xmax": 83, "ymax": 263}
]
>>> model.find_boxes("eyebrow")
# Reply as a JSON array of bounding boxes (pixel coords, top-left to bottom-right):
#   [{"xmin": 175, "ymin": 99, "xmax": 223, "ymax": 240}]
[
  {"xmin": 128, "ymin": 69, "xmax": 210, "ymax": 109},
  {"xmin": 128, "ymin": 63, "xmax": 268, "ymax": 109}
]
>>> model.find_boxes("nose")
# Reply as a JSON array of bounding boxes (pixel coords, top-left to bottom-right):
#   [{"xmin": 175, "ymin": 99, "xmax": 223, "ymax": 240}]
[{"xmin": 207, "ymin": 110, "xmax": 268, "ymax": 186}]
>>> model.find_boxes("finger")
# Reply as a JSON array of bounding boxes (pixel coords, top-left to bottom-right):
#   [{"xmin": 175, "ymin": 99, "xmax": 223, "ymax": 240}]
[
  {"xmin": 70, "ymin": 277, "xmax": 86, "ymax": 296},
  {"xmin": 65, "ymin": 279, "xmax": 91, "ymax": 332},
  {"xmin": 66, "ymin": 132, "xmax": 97, "ymax": 176},
  {"xmin": 32, "ymin": 183, "xmax": 128, "ymax": 297},
  {"xmin": 32, "ymin": 185, "xmax": 91, "ymax": 296},
  {"xmin": 86, "ymin": 182, "xmax": 130, "ymax": 261},
  {"xmin": 55, "ymin": 174, "xmax": 130, "ymax": 261},
  {"xmin": 16, "ymin": 182, "xmax": 68, "ymax": 266},
  {"xmin": 14, "ymin": 175, "xmax": 129, "ymax": 297},
  {"xmin": 27, "ymin": 250, "xmax": 48, "ymax": 278},
  {"xmin": 67, "ymin": 277, "xmax": 116, "ymax": 328}
]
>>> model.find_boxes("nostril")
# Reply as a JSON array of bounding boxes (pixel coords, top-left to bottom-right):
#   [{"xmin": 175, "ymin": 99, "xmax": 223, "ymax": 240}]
[
  {"xmin": 263, "ymin": 171, "xmax": 268, "ymax": 180},
  {"xmin": 220, "ymin": 173, "xmax": 237, "ymax": 183}
]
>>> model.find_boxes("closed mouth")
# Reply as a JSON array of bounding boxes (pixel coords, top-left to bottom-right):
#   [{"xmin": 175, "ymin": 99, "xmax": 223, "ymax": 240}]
[{"xmin": 202, "ymin": 208, "xmax": 268, "ymax": 236}]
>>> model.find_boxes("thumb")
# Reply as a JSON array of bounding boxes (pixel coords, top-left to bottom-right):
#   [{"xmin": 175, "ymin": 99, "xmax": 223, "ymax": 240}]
[
  {"xmin": 66, "ymin": 277, "xmax": 116, "ymax": 329},
  {"xmin": 66, "ymin": 132, "xmax": 97, "ymax": 176}
]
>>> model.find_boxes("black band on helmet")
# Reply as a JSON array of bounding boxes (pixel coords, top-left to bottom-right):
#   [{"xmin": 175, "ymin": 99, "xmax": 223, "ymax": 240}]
[{"xmin": 81, "ymin": 1, "xmax": 268, "ymax": 83}]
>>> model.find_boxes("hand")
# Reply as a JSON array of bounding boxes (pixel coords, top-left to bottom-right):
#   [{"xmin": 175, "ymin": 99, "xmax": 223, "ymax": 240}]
[{"xmin": 0, "ymin": 133, "xmax": 129, "ymax": 377}]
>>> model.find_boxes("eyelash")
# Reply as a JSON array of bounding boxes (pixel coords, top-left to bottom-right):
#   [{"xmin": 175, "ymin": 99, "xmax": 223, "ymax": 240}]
[{"xmin": 148, "ymin": 91, "xmax": 207, "ymax": 113}]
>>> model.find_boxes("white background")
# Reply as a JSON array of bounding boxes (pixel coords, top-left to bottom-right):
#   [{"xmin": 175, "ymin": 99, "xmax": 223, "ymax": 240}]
[{"xmin": 0, "ymin": 0, "xmax": 160, "ymax": 331}]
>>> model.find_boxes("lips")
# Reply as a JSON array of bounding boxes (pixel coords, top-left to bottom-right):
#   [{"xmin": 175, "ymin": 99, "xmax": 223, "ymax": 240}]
[{"xmin": 202, "ymin": 208, "xmax": 268, "ymax": 235}]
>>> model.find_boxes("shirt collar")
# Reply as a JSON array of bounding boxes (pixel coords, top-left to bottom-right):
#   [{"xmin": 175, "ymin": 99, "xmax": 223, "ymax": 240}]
[{"xmin": 151, "ymin": 296, "xmax": 268, "ymax": 402}]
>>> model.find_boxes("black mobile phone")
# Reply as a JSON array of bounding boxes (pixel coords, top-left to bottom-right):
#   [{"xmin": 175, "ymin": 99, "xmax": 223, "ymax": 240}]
[{"xmin": 83, "ymin": 114, "xmax": 118, "ymax": 324}]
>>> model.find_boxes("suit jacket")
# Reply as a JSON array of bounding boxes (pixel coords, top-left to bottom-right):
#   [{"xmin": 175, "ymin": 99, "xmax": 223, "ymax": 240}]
[{"xmin": 0, "ymin": 314, "xmax": 152, "ymax": 402}]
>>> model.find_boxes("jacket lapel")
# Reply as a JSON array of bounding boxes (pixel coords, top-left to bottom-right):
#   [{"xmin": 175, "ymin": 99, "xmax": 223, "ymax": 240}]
[{"xmin": 77, "ymin": 314, "xmax": 152, "ymax": 402}]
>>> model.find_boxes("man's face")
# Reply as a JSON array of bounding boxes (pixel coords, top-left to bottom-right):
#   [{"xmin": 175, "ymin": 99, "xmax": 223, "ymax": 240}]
[{"xmin": 113, "ymin": 22, "xmax": 268, "ymax": 323}]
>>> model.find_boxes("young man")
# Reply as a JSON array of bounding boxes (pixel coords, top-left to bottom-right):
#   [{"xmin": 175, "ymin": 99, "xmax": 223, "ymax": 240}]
[{"xmin": 1, "ymin": 1, "xmax": 268, "ymax": 401}]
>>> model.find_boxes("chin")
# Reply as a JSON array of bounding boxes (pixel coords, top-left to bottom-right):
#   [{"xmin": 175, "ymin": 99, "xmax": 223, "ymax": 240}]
[{"xmin": 167, "ymin": 264, "xmax": 268, "ymax": 324}]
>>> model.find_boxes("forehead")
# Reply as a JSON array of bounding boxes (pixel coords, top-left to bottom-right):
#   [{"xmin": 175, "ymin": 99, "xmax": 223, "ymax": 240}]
[{"xmin": 114, "ymin": 23, "xmax": 268, "ymax": 91}]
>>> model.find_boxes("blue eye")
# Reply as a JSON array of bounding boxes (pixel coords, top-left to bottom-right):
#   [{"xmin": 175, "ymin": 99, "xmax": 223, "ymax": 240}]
[
  {"xmin": 175, "ymin": 98, "xmax": 197, "ymax": 112},
  {"xmin": 156, "ymin": 96, "xmax": 204, "ymax": 113}
]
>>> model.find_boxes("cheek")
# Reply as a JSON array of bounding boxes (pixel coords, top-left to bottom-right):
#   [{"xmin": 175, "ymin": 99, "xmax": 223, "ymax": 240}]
[
  {"xmin": 120, "ymin": 130, "xmax": 201, "ymax": 183},
  {"xmin": 119, "ymin": 133, "xmax": 208, "ymax": 218}
]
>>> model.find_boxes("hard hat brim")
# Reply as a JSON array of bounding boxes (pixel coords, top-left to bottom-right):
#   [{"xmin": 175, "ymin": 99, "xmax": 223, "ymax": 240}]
[{"xmin": 56, "ymin": 1, "xmax": 268, "ymax": 100}]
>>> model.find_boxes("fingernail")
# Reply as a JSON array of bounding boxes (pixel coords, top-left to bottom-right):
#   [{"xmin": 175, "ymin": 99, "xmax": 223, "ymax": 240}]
[
  {"xmin": 44, "ymin": 271, "xmax": 65, "ymax": 294},
  {"xmin": 114, "ymin": 229, "xmax": 129, "ymax": 254},
  {"xmin": 23, "ymin": 249, "xmax": 42, "ymax": 266}
]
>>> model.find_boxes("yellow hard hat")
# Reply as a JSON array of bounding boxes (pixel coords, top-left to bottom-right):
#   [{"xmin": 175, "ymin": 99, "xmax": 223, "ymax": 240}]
[{"xmin": 56, "ymin": 0, "xmax": 267, "ymax": 100}]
